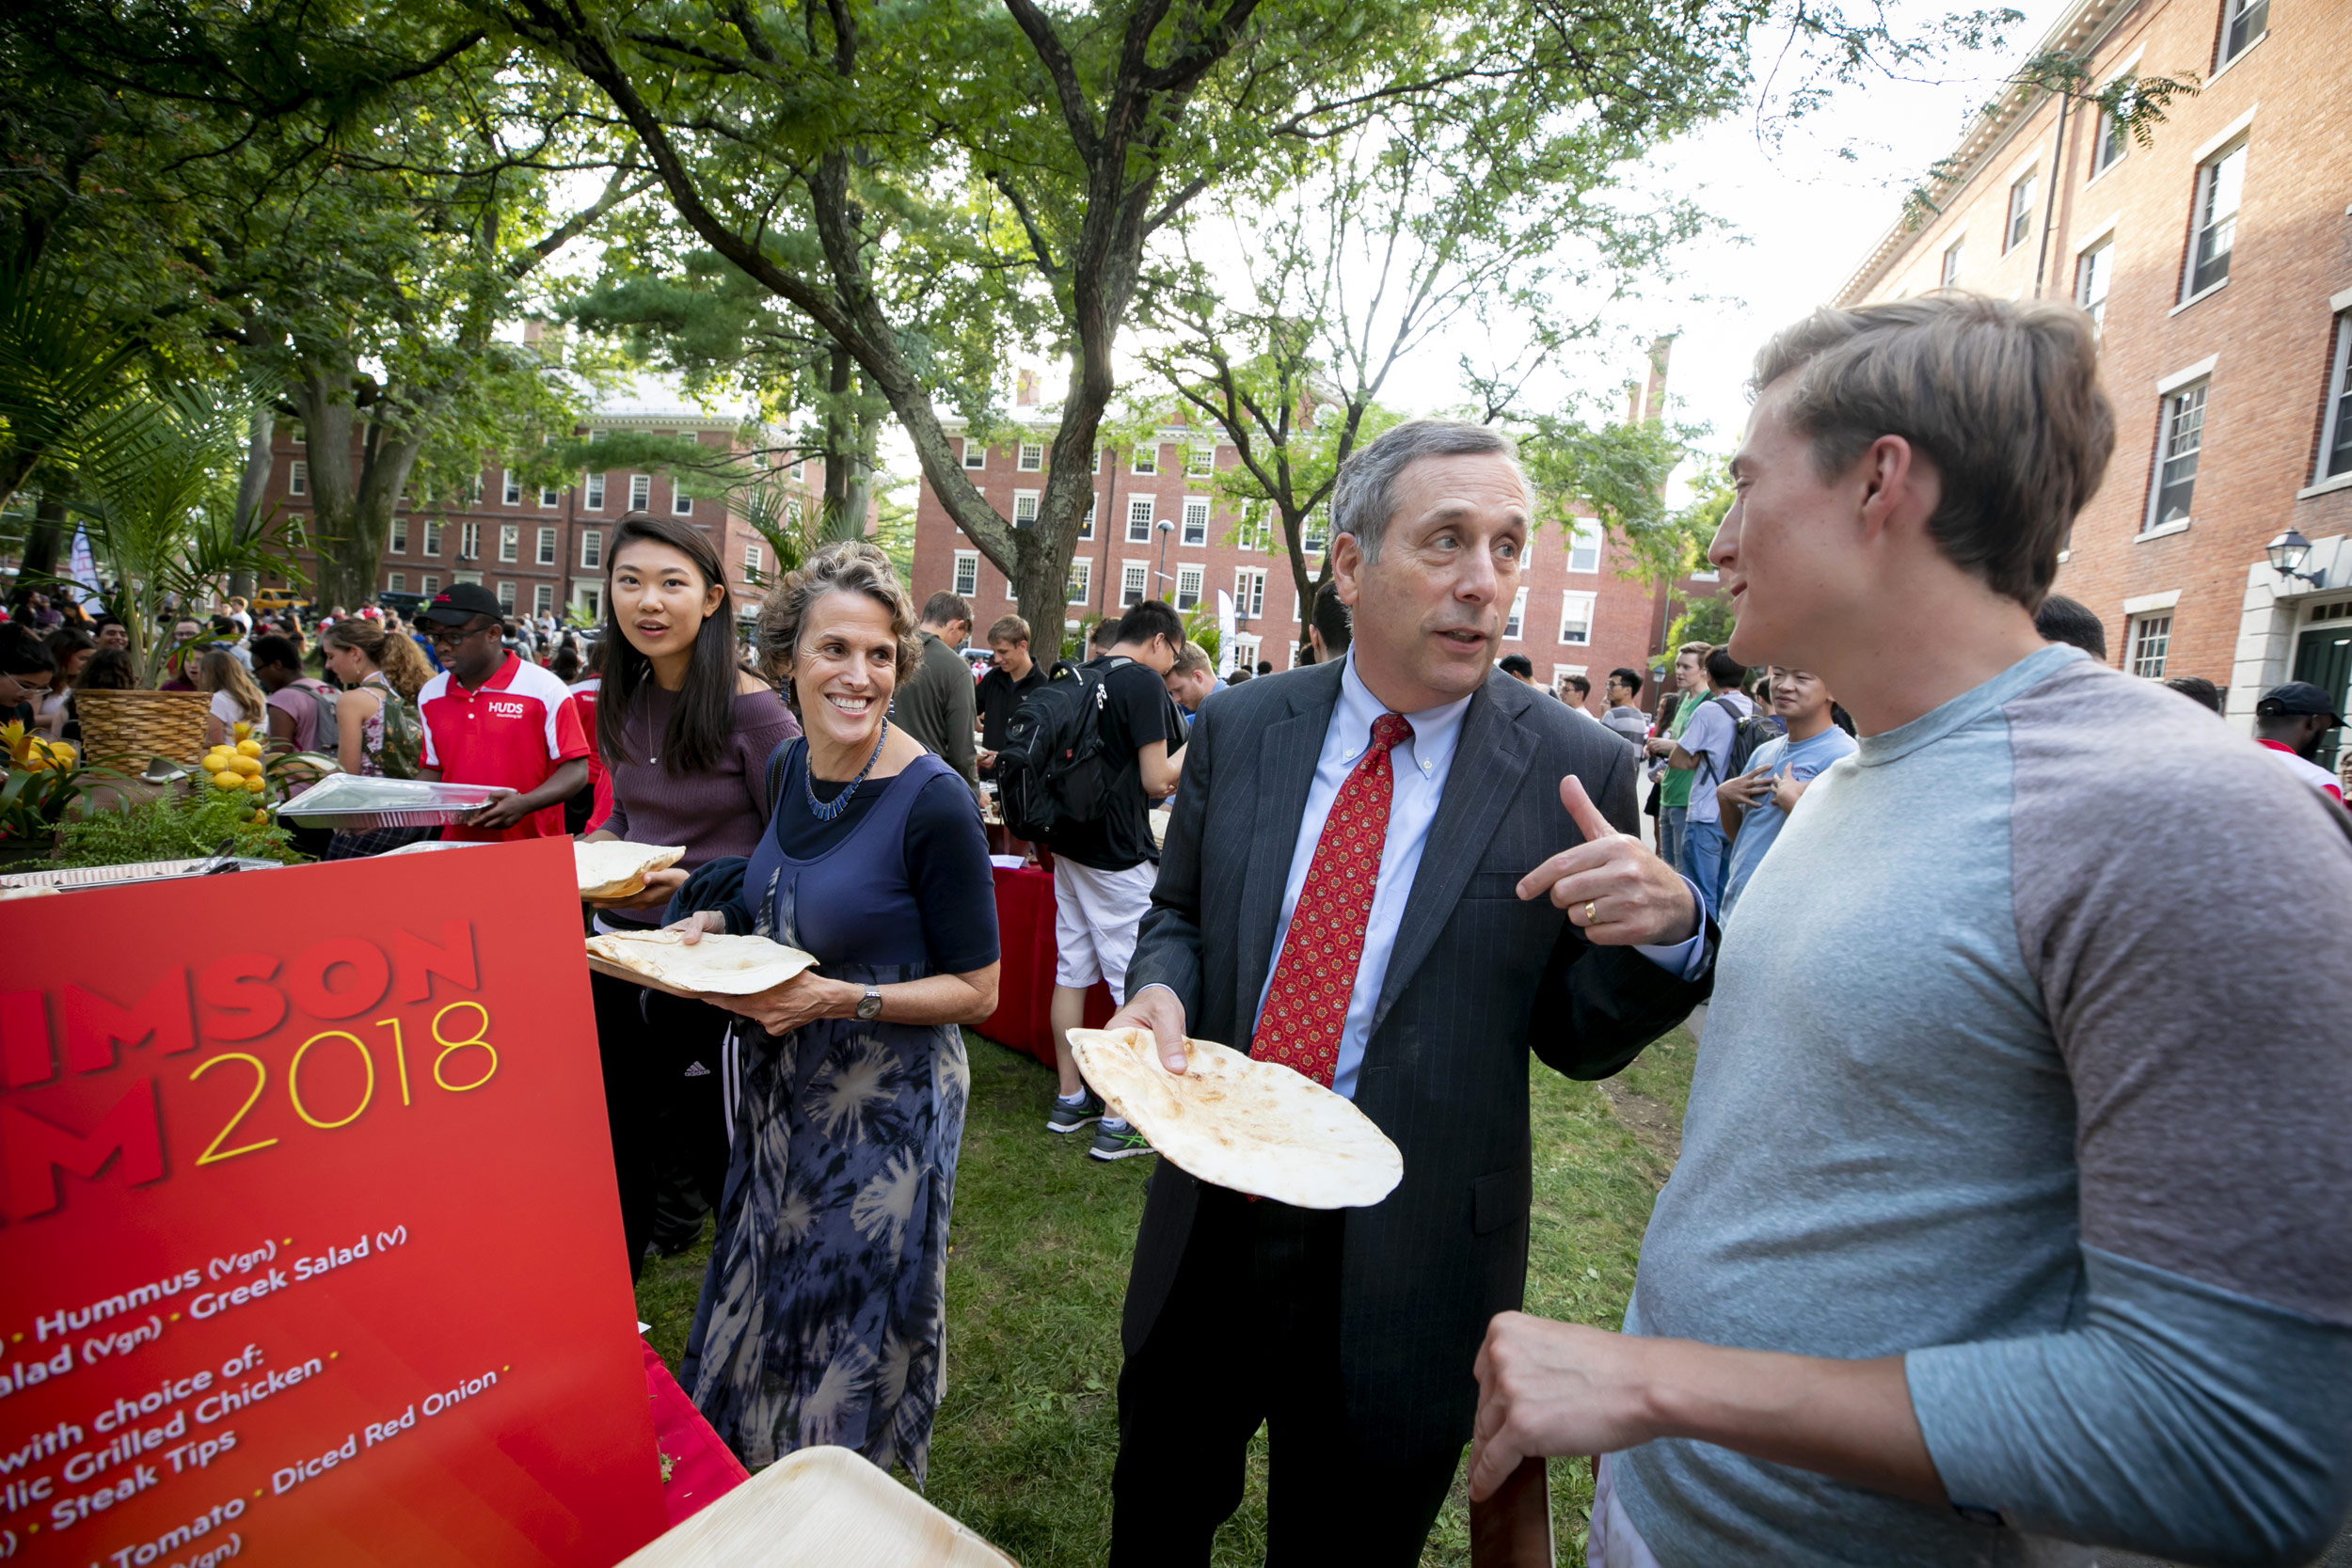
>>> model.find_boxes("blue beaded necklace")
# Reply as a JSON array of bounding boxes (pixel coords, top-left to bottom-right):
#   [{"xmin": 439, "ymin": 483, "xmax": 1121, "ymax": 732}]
[{"xmin": 803, "ymin": 717, "xmax": 890, "ymax": 822}]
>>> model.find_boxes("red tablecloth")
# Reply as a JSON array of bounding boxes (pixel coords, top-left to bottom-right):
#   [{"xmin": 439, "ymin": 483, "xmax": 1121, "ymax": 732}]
[
  {"xmin": 978, "ymin": 863, "xmax": 1112, "ymax": 1066},
  {"xmin": 643, "ymin": 1338, "xmax": 749, "ymax": 1528}
]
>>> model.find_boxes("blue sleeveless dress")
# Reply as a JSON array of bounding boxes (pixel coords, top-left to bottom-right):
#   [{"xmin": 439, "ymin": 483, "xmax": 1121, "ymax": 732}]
[{"xmin": 680, "ymin": 746, "xmax": 977, "ymax": 1482}]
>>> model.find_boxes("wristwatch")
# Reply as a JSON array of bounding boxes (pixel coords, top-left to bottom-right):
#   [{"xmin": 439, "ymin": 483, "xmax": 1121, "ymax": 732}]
[{"xmin": 855, "ymin": 986, "xmax": 884, "ymax": 1022}]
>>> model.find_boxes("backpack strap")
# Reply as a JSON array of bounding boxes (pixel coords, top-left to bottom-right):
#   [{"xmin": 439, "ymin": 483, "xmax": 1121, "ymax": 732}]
[
  {"xmin": 763, "ymin": 736, "xmax": 806, "ymax": 822},
  {"xmin": 1696, "ymin": 695, "xmax": 1742, "ymax": 787}
]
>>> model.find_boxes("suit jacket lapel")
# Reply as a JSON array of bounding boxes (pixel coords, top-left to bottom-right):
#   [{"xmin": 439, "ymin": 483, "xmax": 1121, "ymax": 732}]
[
  {"xmin": 1370, "ymin": 673, "xmax": 1534, "ymax": 1037},
  {"xmin": 1237, "ymin": 665, "xmax": 1343, "ymax": 1035}
]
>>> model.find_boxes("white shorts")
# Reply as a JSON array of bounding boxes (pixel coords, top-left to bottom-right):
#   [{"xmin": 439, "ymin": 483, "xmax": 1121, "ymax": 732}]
[
  {"xmin": 1052, "ymin": 857, "xmax": 1158, "ymax": 1001},
  {"xmin": 1588, "ymin": 1453, "xmax": 1664, "ymax": 1568}
]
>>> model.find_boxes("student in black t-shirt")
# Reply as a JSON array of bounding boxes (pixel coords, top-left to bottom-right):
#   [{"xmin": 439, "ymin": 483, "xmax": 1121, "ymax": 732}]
[
  {"xmin": 975, "ymin": 613, "xmax": 1046, "ymax": 780},
  {"xmin": 1044, "ymin": 599, "xmax": 1187, "ymax": 1161}
]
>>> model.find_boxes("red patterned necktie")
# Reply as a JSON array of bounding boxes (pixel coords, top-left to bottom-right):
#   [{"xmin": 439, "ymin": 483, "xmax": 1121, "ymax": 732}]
[{"xmin": 1251, "ymin": 712, "xmax": 1414, "ymax": 1086}]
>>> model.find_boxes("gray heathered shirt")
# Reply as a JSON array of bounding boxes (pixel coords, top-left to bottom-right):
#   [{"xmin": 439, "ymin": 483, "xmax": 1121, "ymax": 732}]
[{"xmin": 1616, "ymin": 646, "xmax": 2352, "ymax": 1566}]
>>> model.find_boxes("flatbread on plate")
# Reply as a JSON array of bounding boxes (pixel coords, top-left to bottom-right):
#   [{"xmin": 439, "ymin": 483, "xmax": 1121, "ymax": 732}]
[
  {"xmin": 576, "ymin": 840, "xmax": 686, "ymax": 899},
  {"xmin": 583, "ymin": 928, "xmax": 819, "ymax": 997},
  {"xmin": 1068, "ymin": 1026, "xmax": 1403, "ymax": 1209}
]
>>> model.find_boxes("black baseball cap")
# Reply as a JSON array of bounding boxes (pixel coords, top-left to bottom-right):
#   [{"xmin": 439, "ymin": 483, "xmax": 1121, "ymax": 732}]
[
  {"xmin": 416, "ymin": 583, "xmax": 504, "ymax": 626},
  {"xmin": 2257, "ymin": 681, "xmax": 2346, "ymax": 725}
]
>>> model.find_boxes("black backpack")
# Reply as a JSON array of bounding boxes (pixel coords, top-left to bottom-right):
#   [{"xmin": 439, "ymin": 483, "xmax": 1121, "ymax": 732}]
[
  {"xmin": 1704, "ymin": 695, "xmax": 1786, "ymax": 784},
  {"xmin": 996, "ymin": 657, "xmax": 1128, "ymax": 842}
]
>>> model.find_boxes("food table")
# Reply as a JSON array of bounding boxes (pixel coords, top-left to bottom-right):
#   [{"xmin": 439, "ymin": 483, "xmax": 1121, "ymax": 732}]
[{"xmin": 977, "ymin": 859, "xmax": 1114, "ymax": 1067}]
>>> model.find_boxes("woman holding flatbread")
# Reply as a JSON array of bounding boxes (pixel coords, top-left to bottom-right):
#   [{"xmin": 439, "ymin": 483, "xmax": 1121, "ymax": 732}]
[
  {"xmin": 580, "ymin": 514, "xmax": 801, "ymax": 1279},
  {"xmin": 665, "ymin": 540, "xmax": 999, "ymax": 1481}
]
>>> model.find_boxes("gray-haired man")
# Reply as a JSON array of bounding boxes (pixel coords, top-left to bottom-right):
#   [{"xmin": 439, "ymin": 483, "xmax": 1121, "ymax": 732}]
[{"xmin": 1103, "ymin": 419, "xmax": 1712, "ymax": 1563}]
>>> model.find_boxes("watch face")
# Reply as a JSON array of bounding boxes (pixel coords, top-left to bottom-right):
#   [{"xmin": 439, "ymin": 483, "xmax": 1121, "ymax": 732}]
[{"xmin": 857, "ymin": 990, "xmax": 882, "ymax": 1021}]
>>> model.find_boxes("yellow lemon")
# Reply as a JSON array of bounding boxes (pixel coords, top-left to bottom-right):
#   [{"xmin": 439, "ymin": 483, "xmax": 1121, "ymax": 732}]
[
  {"xmin": 229, "ymin": 754, "xmax": 263, "ymax": 778},
  {"xmin": 211, "ymin": 768, "xmax": 245, "ymax": 791},
  {"xmin": 202, "ymin": 753, "xmax": 230, "ymax": 773},
  {"xmin": 236, "ymin": 738, "xmax": 264, "ymax": 758},
  {"xmin": 244, "ymin": 774, "xmax": 268, "ymax": 794}
]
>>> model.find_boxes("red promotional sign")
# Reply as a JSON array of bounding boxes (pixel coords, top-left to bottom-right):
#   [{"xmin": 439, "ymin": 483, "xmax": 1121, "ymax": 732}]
[{"xmin": 0, "ymin": 838, "xmax": 666, "ymax": 1567}]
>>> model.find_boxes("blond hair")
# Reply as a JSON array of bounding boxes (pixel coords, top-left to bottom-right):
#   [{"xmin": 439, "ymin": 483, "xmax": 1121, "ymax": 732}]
[
  {"xmin": 1170, "ymin": 640, "xmax": 1213, "ymax": 678},
  {"xmin": 321, "ymin": 617, "xmax": 434, "ymax": 702},
  {"xmin": 199, "ymin": 649, "xmax": 265, "ymax": 723},
  {"xmin": 755, "ymin": 541, "xmax": 920, "ymax": 708},
  {"xmin": 1750, "ymin": 293, "xmax": 2112, "ymax": 609}
]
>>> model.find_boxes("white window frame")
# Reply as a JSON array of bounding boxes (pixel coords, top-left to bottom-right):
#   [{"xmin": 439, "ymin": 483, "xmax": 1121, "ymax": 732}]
[
  {"xmin": 584, "ymin": 472, "xmax": 606, "ymax": 510},
  {"xmin": 460, "ymin": 520, "xmax": 482, "ymax": 560},
  {"xmin": 745, "ymin": 540, "xmax": 763, "ymax": 576},
  {"xmin": 1182, "ymin": 496, "xmax": 1210, "ymax": 546},
  {"xmin": 1558, "ymin": 590, "xmax": 1597, "ymax": 646},
  {"xmin": 2005, "ymin": 172, "xmax": 2036, "ymax": 253},
  {"xmin": 1077, "ymin": 499, "xmax": 1096, "ymax": 541},
  {"xmin": 1176, "ymin": 563, "xmax": 1204, "ymax": 610},
  {"xmin": 580, "ymin": 529, "xmax": 603, "ymax": 569},
  {"xmin": 497, "ymin": 579, "xmax": 517, "ymax": 612},
  {"xmin": 1228, "ymin": 633, "xmax": 1260, "ymax": 676},
  {"xmin": 1186, "ymin": 445, "xmax": 1216, "ymax": 477},
  {"xmin": 1301, "ymin": 506, "xmax": 1328, "ymax": 557},
  {"xmin": 2316, "ymin": 312, "xmax": 2352, "ymax": 487},
  {"xmin": 2074, "ymin": 240, "xmax": 2114, "ymax": 335},
  {"xmin": 2147, "ymin": 378, "xmax": 2210, "ymax": 531},
  {"xmin": 1234, "ymin": 567, "xmax": 1266, "ymax": 619},
  {"xmin": 571, "ymin": 580, "xmax": 601, "ymax": 621},
  {"xmin": 539, "ymin": 483, "xmax": 559, "ymax": 508},
  {"xmin": 962, "ymin": 437, "xmax": 987, "ymax": 470},
  {"xmin": 1131, "ymin": 444, "xmax": 1158, "ymax": 476},
  {"xmin": 1120, "ymin": 560, "xmax": 1149, "ymax": 607},
  {"xmin": 502, "ymin": 470, "xmax": 522, "ymax": 506},
  {"xmin": 1503, "ymin": 586, "xmax": 1528, "ymax": 640},
  {"xmin": 498, "ymin": 524, "xmax": 519, "ymax": 562},
  {"xmin": 1940, "ymin": 238, "xmax": 1963, "ymax": 288},
  {"xmin": 387, "ymin": 571, "xmax": 407, "ymax": 593},
  {"xmin": 952, "ymin": 549, "xmax": 979, "ymax": 597},
  {"xmin": 2126, "ymin": 611, "xmax": 2172, "ymax": 678},
  {"xmin": 628, "ymin": 473, "xmax": 651, "ymax": 511},
  {"xmin": 1017, "ymin": 441, "xmax": 1044, "ymax": 471},
  {"xmin": 1126, "ymin": 496, "xmax": 1155, "ymax": 544},
  {"xmin": 1566, "ymin": 518, "xmax": 1601, "ymax": 574},
  {"xmin": 421, "ymin": 575, "xmax": 440, "ymax": 596},
  {"xmin": 389, "ymin": 516, "xmax": 408, "ymax": 554},
  {"xmin": 1013, "ymin": 489, "xmax": 1041, "ymax": 529},
  {"xmin": 2182, "ymin": 141, "xmax": 2247, "ymax": 304},
  {"xmin": 2217, "ymin": 0, "xmax": 2267, "ymax": 70},
  {"xmin": 453, "ymin": 570, "xmax": 483, "ymax": 587},
  {"xmin": 532, "ymin": 582, "xmax": 554, "ymax": 616},
  {"xmin": 672, "ymin": 483, "xmax": 693, "ymax": 517},
  {"xmin": 1067, "ymin": 559, "xmax": 1092, "ymax": 606},
  {"xmin": 423, "ymin": 519, "xmax": 443, "ymax": 556},
  {"xmin": 536, "ymin": 527, "xmax": 556, "ymax": 566},
  {"xmin": 288, "ymin": 460, "xmax": 308, "ymax": 497}
]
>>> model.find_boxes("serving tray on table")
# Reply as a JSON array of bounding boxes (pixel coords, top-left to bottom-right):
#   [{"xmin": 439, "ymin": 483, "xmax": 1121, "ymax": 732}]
[{"xmin": 276, "ymin": 772, "xmax": 516, "ymax": 831}]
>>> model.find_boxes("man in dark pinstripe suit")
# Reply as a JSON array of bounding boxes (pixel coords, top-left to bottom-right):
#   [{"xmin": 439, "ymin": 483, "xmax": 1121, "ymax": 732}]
[{"xmin": 1102, "ymin": 420, "xmax": 1713, "ymax": 1565}]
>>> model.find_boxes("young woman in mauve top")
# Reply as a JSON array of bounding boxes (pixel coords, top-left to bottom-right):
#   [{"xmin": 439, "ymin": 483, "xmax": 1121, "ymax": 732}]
[{"xmin": 580, "ymin": 513, "xmax": 801, "ymax": 1280}]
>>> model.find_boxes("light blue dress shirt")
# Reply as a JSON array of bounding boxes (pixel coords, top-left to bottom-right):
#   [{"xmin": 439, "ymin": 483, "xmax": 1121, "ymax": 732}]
[{"xmin": 1236, "ymin": 652, "xmax": 1706, "ymax": 1101}]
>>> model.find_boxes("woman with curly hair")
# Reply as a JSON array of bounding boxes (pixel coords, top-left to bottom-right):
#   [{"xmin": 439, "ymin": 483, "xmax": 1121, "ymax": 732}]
[{"xmin": 664, "ymin": 540, "xmax": 998, "ymax": 1481}]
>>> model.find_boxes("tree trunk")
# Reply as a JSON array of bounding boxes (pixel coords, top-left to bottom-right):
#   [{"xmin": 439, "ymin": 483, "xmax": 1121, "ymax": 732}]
[
  {"xmin": 226, "ymin": 404, "xmax": 275, "ymax": 600},
  {"xmin": 291, "ymin": 367, "xmax": 422, "ymax": 612},
  {"xmin": 17, "ymin": 492, "xmax": 67, "ymax": 587}
]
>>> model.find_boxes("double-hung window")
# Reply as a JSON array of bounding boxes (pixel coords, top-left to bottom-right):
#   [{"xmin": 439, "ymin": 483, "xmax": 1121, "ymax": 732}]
[
  {"xmin": 2316, "ymin": 313, "xmax": 2352, "ymax": 484},
  {"xmin": 1126, "ymin": 497, "xmax": 1154, "ymax": 544},
  {"xmin": 1067, "ymin": 560, "xmax": 1091, "ymax": 606},
  {"xmin": 533, "ymin": 583, "xmax": 554, "ymax": 616},
  {"xmin": 1503, "ymin": 586, "xmax": 1528, "ymax": 640},
  {"xmin": 288, "ymin": 460, "xmax": 308, "ymax": 497},
  {"xmin": 539, "ymin": 483, "xmax": 559, "ymax": 508},
  {"xmin": 580, "ymin": 530, "xmax": 603, "ymax": 569},
  {"xmin": 585, "ymin": 472, "xmax": 606, "ymax": 510},
  {"xmin": 1013, "ymin": 490, "xmax": 1040, "ymax": 529},
  {"xmin": 1234, "ymin": 568, "xmax": 1266, "ymax": 619},
  {"xmin": 389, "ymin": 517, "xmax": 409, "ymax": 554},
  {"xmin": 1120, "ymin": 562, "xmax": 1148, "ymax": 607},
  {"xmin": 629, "ymin": 473, "xmax": 651, "ymax": 511},
  {"xmin": 1182, "ymin": 498, "xmax": 1209, "ymax": 546},
  {"xmin": 1017, "ymin": 442, "xmax": 1043, "ymax": 471},
  {"xmin": 2217, "ymin": 0, "xmax": 2266, "ymax": 68},
  {"xmin": 499, "ymin": 524, "xmax": 519, "ymax": 562},
  {"xmin": 1132, "ymin": 445, "xmax": 1158, "ymax": 476},
  {"xmin": 497, "ymin": 580, "xmax": 517, "ymax": 612},
  {"xmin": 1186, "ymin": 446, "xmax": 1215, "ymax": 477},
  {"xmin": 460, "ymin": 520, "xmax": 482, "ymax": 560},
  {"xmin": 2091, "ymin": 103, "xmax": 2128, "ymax": 177},
  {"xmin": 1558, "ymin": 591, "xmax": 1596, "ymax": 646},
  {"xmin": 745, "ymin": 542, "xmax": 763, "ymax": 577},
  {"xmin": 1077, "ymin": 499, "xmax": 1096, "ymax": 540},
  {"xmin": 1176, "ymin": 565, "xmax": 1204, "ymax": 610},
  {"xmin": 2006, "ymin": 173, "xmax": 2036, "ymax": 252},
  {"xmin": 2074, "ymin": 242, "xmax": 2114, "ymax": 335},
  {"xmin": 1566, "ymin": 519, "xmax": 1601, "ymax": 573},
  {"xmin": 2149, "ymin": 382, "xmax": 2209, "ymax": 529},
  {"xmin": 2127, "ymin": 612, "xmax": 2172, "ymax": 678},
  {"xmin": 953, "ymin": 550, "xmax": 979, "ymax": 597},
  {"xmin": 387, "ymin": 571, "xmax": 407, "ymax": 593},
  {"xmin": 962, "ymin": 438, "xmax": 986, "ymax": 470},
  {"xmin": 423, "ymin": 519, "xmax": 444, "ymax": 556},
  {"xmin": 1301, "ymin": 507, "xmax": 1327, "ymax": 556},
  {"xmin": 673, "ymin": 483, "xmax": 693, "ymax": 517},
  {"xmin": 2184, "ymin": 143, "xmax": 2246, "ymax": 301},
  {"xmin": 502, "ymin": 470, "xmax": 522, "ymax": 506},
  {"xmin": 421, "ymin": 575, "xmax": 441, "ymax": 596},
  {"xmin": 537, "ymin": 527, "xmax": 556, "ymax": 565},
  {"xmin": 1940, "ymin": 240, "xmax": 1964, "ymax": 288}
]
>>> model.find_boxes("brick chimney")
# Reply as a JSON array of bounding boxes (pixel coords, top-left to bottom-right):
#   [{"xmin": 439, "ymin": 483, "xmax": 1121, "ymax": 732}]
[
  {"xmin": 1638, "ymin": 335, "xmax": 1675, "ymax": 424},
  {"xmin": 1016, "ymin": 368, "xmax": 1039, "ymax": 406}
]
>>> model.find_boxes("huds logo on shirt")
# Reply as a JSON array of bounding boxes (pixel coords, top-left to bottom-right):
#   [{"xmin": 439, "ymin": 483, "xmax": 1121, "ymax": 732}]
[{"xmin": 486, "ymin": 699, "xmax": 528, "ymax": 719}]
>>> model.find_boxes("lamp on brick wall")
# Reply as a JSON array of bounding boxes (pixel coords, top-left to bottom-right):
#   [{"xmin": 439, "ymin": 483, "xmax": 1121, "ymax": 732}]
[{"xmin": 2266, "ymin": 529, "xmax": 2326, "ymax": 587}]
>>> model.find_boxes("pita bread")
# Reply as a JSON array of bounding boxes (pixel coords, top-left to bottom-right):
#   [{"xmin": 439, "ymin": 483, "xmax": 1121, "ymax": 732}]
[
  {"xmin": 583, "ymin": 928, "xmax": 818, "ymax": 997},
  {"xmin": 575, "ymin": 841, "xmax": 686, "ymax": 899},
  {"xmin": 1068, "ymin": 1027, "xmax": 1403, "ymax": 1209}
]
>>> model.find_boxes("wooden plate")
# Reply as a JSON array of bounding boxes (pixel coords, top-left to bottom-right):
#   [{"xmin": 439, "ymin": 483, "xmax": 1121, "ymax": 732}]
[{"xmin": 618, "ymin": 1444, "xmax": 1018, "ymax": 1567}]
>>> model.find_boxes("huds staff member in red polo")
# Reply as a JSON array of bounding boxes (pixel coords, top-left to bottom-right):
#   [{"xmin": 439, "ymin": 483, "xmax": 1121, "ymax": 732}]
[{"xmin": 413, "ymin": 583, "xmax": 591, "ymax": 840}]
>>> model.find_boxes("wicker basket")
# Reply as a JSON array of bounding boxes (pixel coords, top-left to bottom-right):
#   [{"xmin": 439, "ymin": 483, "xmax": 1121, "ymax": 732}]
[{"xmin": 74, "ymin": 689, "xmax": 213, "ymax": 768}]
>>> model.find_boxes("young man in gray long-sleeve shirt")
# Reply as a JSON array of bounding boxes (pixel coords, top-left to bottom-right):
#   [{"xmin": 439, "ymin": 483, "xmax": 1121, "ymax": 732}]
[
  {"xmin": 1470, "ymin": 295, "xmax": 2352, "ymax": 1565},
  {"xmin": 893, "ymin": 590, "xmax": 978, "ymax": 790}
]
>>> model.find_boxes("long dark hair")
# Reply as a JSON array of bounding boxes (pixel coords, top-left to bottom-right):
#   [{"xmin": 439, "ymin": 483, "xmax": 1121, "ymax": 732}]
[{"xmin": 598, "ymin": 513, "xmax": 743, "ymax": 777}]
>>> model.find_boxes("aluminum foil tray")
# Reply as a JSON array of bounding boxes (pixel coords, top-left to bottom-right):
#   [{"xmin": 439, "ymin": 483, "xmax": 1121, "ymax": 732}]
[
  {"xmin": 0, "ymin": 857, "xmax": 285, "ymax": 893},
  {"xmin": 278, "ymin": 773, "xmax": 516, "ymax": 831}
]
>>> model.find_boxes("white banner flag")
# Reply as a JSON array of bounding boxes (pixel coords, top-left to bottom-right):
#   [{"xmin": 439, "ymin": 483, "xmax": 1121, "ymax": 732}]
[{"xmin": 1215, "ymin": 589, "xmax": 1236, "ymax": 673}]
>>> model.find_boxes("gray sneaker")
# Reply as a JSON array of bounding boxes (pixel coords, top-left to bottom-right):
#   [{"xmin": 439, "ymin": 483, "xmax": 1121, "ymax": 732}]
[
  {"xmin": 1088, "ymin": 1121, "xmax": 1154, "ymax": 1162},
  {"xmin": 1047, "ymin": 1091, "xmax": 1104, "ymax": 1135}
]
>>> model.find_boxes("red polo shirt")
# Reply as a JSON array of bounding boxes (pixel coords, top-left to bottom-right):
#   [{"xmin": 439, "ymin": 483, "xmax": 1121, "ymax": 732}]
[{"xmin": 417, "ymin": 653, "xmax": 591, "ymax": 841}]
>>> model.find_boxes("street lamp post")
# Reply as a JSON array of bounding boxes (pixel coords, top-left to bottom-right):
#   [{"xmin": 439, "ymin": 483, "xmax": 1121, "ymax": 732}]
[{"xmin": 1154, "ymin": 516, "xmax": 1175, "ymax": 602}]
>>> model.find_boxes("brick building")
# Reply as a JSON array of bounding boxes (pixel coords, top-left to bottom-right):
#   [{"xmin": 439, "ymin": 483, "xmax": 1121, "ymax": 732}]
[
  {"xmin": 909, "ymin": 392, "xmax": 1682, "ymax": 712},
  {"xmin": 1836, "ymin": 0, "xmax": 2352, "ymax": 746},
  {"xmin": 267, "ymin": 377, "xmax": 825, "ymax": 626}
]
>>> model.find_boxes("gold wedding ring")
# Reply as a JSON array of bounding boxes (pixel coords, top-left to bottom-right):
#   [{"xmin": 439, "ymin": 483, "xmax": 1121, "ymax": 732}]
[{"xmin": 1583, "ymin": 900, "xmax": 1597, "ymax": 926}]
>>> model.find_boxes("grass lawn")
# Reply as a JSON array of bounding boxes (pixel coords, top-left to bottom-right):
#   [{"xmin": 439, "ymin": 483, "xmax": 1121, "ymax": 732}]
[{"xmin": 638, "ymin": 1022, "xmax": 1698, "ymax": 1567}]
